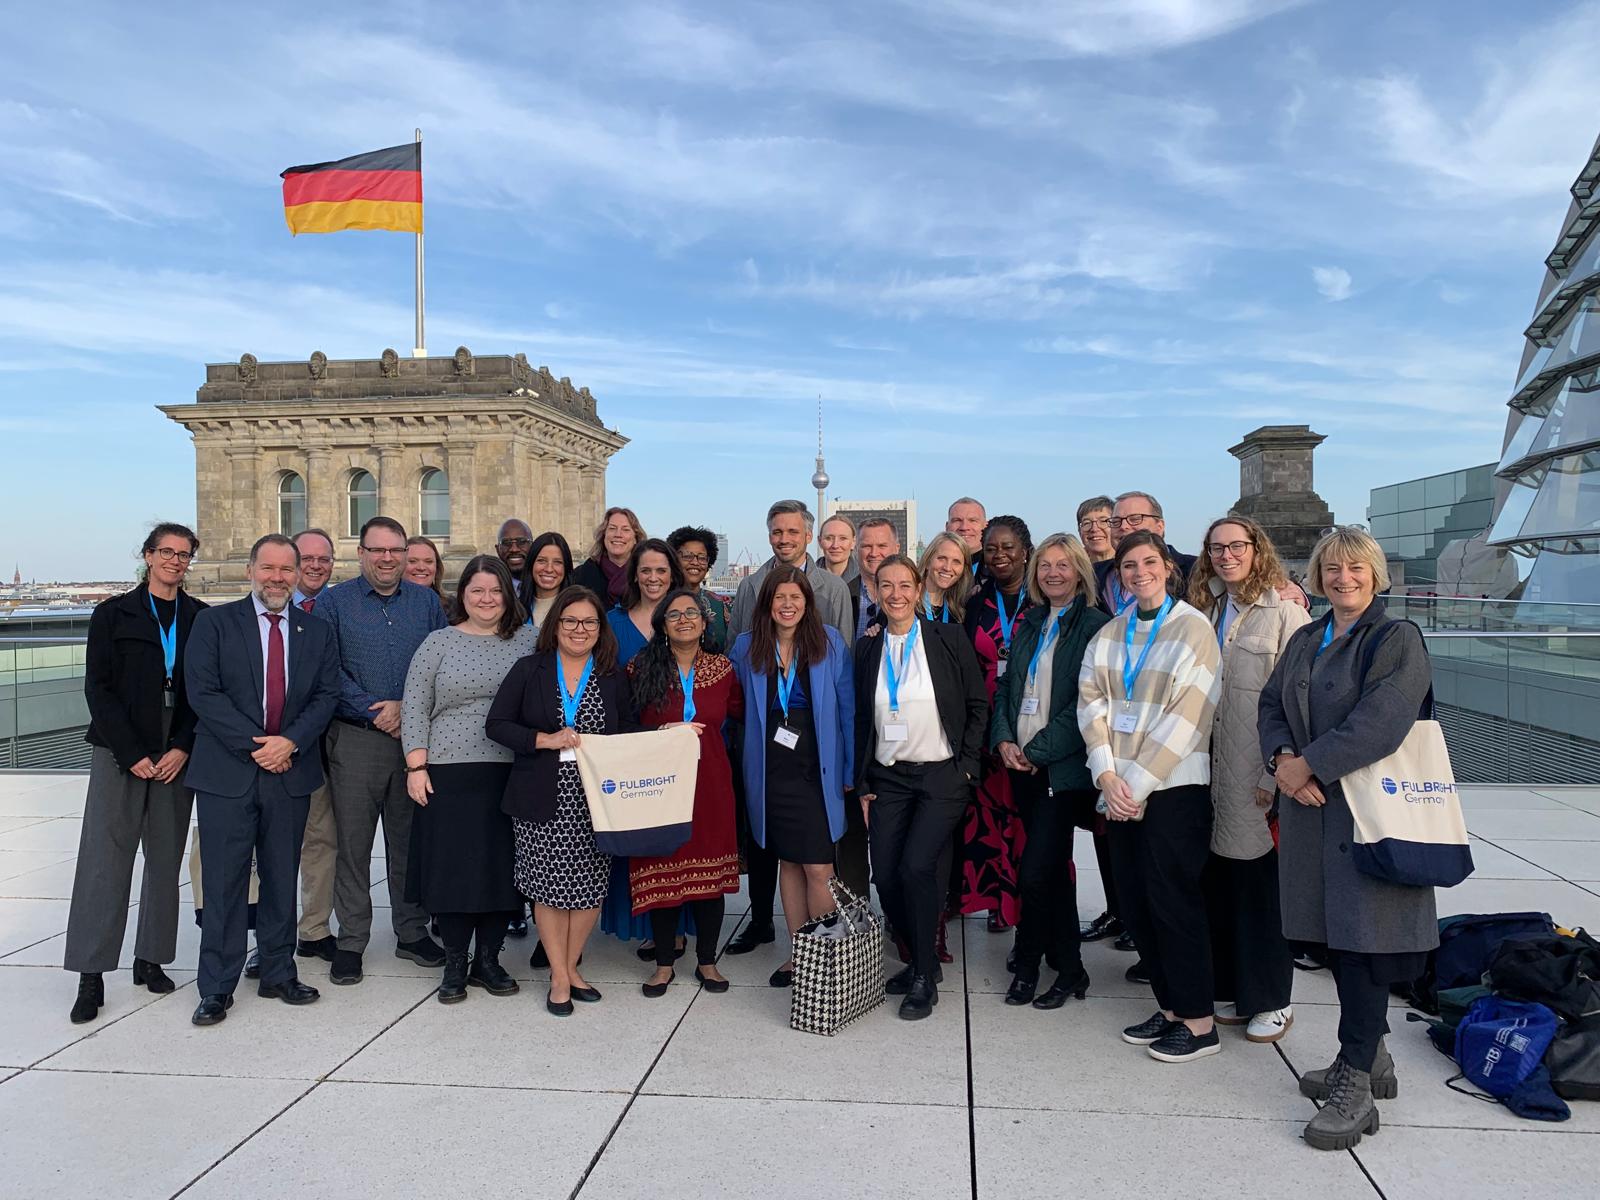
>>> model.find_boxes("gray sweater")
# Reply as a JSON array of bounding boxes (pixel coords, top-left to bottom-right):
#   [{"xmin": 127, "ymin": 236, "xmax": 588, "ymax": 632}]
[{"xmin": 402, "ymin": 625, "xmax": 537, "ymax": 764}]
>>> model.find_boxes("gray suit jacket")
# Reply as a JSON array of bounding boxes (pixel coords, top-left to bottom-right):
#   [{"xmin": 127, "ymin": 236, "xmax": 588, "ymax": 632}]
[
  {"xmin": 729, "ymin": 554, "xmax": 853, "ymax": 645},
  {"xmin": 1257, "ymin": 600, "xmax": 1438, "ymax": 955}
]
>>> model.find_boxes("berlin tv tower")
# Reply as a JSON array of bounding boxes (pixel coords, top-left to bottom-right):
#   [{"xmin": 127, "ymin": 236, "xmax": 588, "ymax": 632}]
[{"xmin": 810, "ymin": 397, "xmax": 829, "ymax": 522}]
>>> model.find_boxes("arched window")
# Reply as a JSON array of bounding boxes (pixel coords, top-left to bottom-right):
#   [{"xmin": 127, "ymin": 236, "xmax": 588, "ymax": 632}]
[
  {"xmin": 347, "ymin": 470, "xmax": 377, "ymax": 538},
  {"xmin": 419, "ymin": 468, "xmax": 450, "ymax": 538},
  {"xmin": 278, "ymin": 472, "xmax": 306, "ymax": 534}
]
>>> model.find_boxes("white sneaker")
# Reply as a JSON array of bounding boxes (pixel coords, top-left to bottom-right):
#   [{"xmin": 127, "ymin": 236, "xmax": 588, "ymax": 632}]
[
  {"xmin": 1246, "ymin": 1006, "xmax": 1293, "ymax": 1043},
  {"xmin": 1214, "ymin": 1001, "xmax": 1247, "ymax": 1026}
]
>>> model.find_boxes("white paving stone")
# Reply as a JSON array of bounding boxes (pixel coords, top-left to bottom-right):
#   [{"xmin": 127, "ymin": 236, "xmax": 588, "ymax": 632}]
[
  {"xmin": 0, "ymin": 896, "xmax": 71, "ymax": 958},
  {"xmin": 1486, "ymin": 838, "xmax": 1600, "ymax": 883},
  {"xmin": 1353, "ymin": 1125, "xmax": 1600, "ymax": 1200},
  {"xmin": 0, "ymin": 962, "xmax": 197, "ymax": 1067}
]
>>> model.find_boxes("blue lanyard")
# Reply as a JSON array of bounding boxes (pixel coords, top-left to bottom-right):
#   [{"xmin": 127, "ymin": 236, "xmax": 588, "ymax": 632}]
[
  {"xmin": 1109, "ymin": 577, "xmax": 1136, "ymax": 615},
  {"xmin": 1122, "ymin": 597, "xmax": 1174, "ymax": 699},
  {"xmin": 679, "ymin": 664, "xmax": 696, "ymax": 723},
  {"xmin": 922, "ymin": 597, "xmax": 949, "ymax": 623},
  {"xmin": 1027, "ymin": 612, "xmax": 1061, "ymax": 691},
  {"xmin": 1314, "ymin": 617, "xmax": 1336, "ymax": 658},
  {"xmin": 883, "ymin": 621, "xmax": 920, "ymax": 716},
  {"xmin": 148, "ymin": 593, "xmax": 177, "ymax": 684},
  {"xmin": 775, "ymin": 649, "xmax": 798, "ymax": 722},
  {"xmin": 560, "ymin": 656, "xmax": 594, "ymax": 728},
  {"xmin": 994, "ymin": 588, "xmax": 1020, "ymax": 654}
]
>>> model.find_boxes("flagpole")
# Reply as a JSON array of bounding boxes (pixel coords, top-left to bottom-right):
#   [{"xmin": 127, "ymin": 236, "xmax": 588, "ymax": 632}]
[{"xmin": 412, "ymin": 127, "xmax": 426, "ymax": 357}]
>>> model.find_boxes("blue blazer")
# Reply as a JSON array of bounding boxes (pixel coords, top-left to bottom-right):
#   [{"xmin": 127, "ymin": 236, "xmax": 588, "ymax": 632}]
[
  {"xmin": 184, "ymin": 597, "xmax": 340, "ymax": 798},
  {"xmin": 729, "ymin": 627, "xmax": 854, "ymax": 847}
]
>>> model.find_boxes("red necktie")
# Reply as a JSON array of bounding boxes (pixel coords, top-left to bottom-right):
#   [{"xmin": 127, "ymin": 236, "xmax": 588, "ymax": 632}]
[
  {"xmin": 265, "ymin": 612, "xmax": 286, "ymax": 736},
  {"xmin": 299, "ymin": 597, "xmax": 315, "ymax": 613}
]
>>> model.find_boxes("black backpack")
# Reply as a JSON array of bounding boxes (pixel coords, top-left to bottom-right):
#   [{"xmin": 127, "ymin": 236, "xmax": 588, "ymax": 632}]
[
  {"xmin": 1404, "ymin": 911, "xmax": 1555, "ymax": 1014},
  {"xmin": 1487, "ymin": 930, "xmax": 1600, "ymax": 1101}
]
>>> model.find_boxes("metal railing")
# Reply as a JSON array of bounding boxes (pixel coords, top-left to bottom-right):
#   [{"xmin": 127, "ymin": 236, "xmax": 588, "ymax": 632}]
[{"xmin": 5, "ymin": 620, "xmax": 1599, "ymax": 784}]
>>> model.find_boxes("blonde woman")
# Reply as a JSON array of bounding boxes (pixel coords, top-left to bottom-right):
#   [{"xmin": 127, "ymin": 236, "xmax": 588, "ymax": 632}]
[
  {"xmin": 1187, "ymin": 515, "xmax": 1309, "ymax": 1046},
  {"xmin": 917, "ymin": 532, "xmax": 973, "ymax": 624},
  {"xmin": 572, "ymin": 506, "xmax": 646, "ymax": 609}
]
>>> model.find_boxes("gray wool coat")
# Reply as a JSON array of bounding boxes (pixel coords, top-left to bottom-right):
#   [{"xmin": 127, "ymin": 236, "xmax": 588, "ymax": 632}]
[{"xmin": 1257, "ymin": 600, "xmax": 1439, "ymax": 955}]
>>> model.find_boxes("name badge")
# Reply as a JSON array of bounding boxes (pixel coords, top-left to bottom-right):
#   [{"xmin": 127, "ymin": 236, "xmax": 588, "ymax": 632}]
[
  {"xmin": 773, "ymin": 725, "xmax": 800, "ymax": 750},
  {"xmin": 559, "ymin": 748, "xmax": 577, "ymax": 763},
  {"xmin": 1112, "ymin": 711, "xmax": 1138, "ymax": 734},
  {"xmin": 883, "ymin": 722, "xmax": 909, "ymax": 743},
  {"xmin": 995, "ymin": 660, "xmax": 1008, "ymax": 678},
  {"xmin": 1019, "ymin": 697, "xmax": 1040, "ymax": 716},
  {"xmin": 163, "ymin": 687, "xmax": 176, "ymax": 710}
]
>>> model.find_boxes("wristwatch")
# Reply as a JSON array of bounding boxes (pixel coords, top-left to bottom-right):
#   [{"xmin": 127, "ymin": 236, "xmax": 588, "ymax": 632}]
[{"xmin": 1267, "ymin": 746, "xmax": 1295, "ymax": 774}]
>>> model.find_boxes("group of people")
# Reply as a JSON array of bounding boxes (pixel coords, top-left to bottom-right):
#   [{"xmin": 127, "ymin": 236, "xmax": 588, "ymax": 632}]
[{"xmin": 65, "ymin": 489, "xmax": 1437, "ymax": 1151}]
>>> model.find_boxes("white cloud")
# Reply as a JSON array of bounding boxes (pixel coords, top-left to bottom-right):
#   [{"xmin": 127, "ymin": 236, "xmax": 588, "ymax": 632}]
[{"xmin": 1312, "ymin": 265, "xmax": 1352, "ymax": 301}]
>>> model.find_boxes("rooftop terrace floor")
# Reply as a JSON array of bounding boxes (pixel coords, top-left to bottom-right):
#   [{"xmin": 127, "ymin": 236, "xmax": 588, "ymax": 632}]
[{"xmin": 1, "ymin": 774, "xmax": 1596, "ymax": 1199}]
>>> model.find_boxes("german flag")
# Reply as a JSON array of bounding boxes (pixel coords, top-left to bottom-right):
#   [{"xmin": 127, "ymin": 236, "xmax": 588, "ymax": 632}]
[{"xmin": 280, "ymin": 143, "xmax": 422, "ymax": 235}]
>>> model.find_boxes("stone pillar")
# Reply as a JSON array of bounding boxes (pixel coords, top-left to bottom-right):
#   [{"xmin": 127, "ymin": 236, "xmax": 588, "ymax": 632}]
[
  {"xmin": 579, "ymin": 464, "xmax": 600, "ymax": 538},
  {"xmin": 226, "ymin": 446, "xmax": 261, "ymax": 561},
  {"xmin": 305, "ymin": 446, "xmax": 336, "ymax": 539},
  {"xmin": 537, "ymin": 455, "xmax": 561, "ymax": 543},
  {"xmin": 560, "ymin": 460, "xmax": 583, "ymax": 548},
  {"xmin": 376, "ymin": 444, "xmax": 405, "ymax": 527},
  {"xmin": 1227, "ymin": 425, "xmax": 1334, "ymax": 566},
  {"xmin": 444, "ymin": 441, "xmax": 478, "ymax": 553}
]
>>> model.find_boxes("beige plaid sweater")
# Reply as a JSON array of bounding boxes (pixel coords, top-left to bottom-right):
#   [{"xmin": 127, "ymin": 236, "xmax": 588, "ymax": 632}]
[{"xmin": 1077, "ymin": 599, "xmax": 1221, "ymax": 811}]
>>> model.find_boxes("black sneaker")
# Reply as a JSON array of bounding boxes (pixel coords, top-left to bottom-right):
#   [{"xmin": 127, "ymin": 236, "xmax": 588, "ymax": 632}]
[
  {"xmin": 1080, "ymin": 911, "xmax": 1123, "ymax": 942},
  {"xmin": 1148, "ymin": 1024, "xmax": 1222, "ymax": 1063},
  {"xmin": 396, "ymin": 936, "xmax": 446, "ymax": 968},
  {"xmin": 1124, "ymin": 959, "xmax": 1151, "ymax": 985},
  {"xmin": 330, "ymin": 949, "xmax": 364, "ymax": 985},
  {"xmin": 1121, "ymin": 1011, "xmax": 1178, "ymax": 1045},
  {"xmin": 296, "ymin": 935, "xmax": 337, "ymax": 962}
]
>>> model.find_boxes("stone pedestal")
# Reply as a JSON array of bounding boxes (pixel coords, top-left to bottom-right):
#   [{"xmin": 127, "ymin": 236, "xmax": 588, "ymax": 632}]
[
  {"xmin": 1227, "ymin": 425, "xmax": 1334, "ymax": 569},
  {"xmin": 160, "ymin": 349, "xmax": 627, "ymax": 597}
]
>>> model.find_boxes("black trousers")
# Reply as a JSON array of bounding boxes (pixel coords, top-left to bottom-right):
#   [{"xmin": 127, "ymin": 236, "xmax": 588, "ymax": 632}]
[
  {"xmin": 435, "ymin": 911, "xmax": 515, "ymax": 956},
  {"xmin": 1091, "ymin": 826, "xmax": 1121, "ymax": 919},
  {"xmin": 1203, "ymin": 850, "xmax": 1292, "ymax": 1015},
  {"xmin": 866, "ymin": 759, "xmax": 967, "ymax": 979},
  {"xmin": 196, "ymin": 774, "xmax": 309, "ymax": 997},
  {"xmin": 1011, "ymin": 770, "xmax": 1087, "ymax": 979},
  {"xmin": 835, "ymin": 786, "xmax": 870, "ymax": 899},
  {"xmin": 1327, "ymin": 949, "xmax": 1422, "ymax": 1072},
  {"xmin": 1106, "ymin": 784, "xmax": 1213, "ymax": 1019},
  {"xmin": 651, "ymin": 898, "xmax": 726, "ymax": 967}
]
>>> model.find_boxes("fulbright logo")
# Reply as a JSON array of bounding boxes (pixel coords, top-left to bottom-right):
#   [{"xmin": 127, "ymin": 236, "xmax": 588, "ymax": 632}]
[
  {"xmin": 1383, "ymin": 777, "xmax": 1455, "ymax": 805},
  {"xmin": 1381, "ymin": 777, "xmax": 1399, "ymax": 795},
  {"xmin": 600, "ymin": 779, "xmax": 618, "ymax": 795},
  {"xmin": 602, "ymin": 774, "xmax": 679, "ymax": 801}
]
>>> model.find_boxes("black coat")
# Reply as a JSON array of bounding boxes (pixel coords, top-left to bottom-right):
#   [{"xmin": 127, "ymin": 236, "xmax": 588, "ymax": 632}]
[
  {"xmin": 486, "ymin": 651, "xmax": 642, "ymax": 824},
  {"xmin": 988, "ymin": 596, "xmax": 1110, "ymax": 794},
  {"xmin": 183, "ymin": 598, "xmax": 341, "ymax": 798},
  {"xmin": 851, "ymin": 618, "xmax": 988, "ymax": 792},
  {"xmin": 84, "ymin": 583, "xmax": 207, "ymax": 770}
]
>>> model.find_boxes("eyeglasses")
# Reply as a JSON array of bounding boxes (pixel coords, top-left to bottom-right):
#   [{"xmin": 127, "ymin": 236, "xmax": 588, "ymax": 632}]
[
  {"xmin": 1319, "ymin": 523, "xmax": 1368, "ymax": 536},
  {"xmin": 558, "ymin": 616, "xmax": 601, "ymax": 632},
  {"xmin": 1206, "ymin": 540, "xmax": 1254, "ymax": 558},
  {"xmin": 299, "ymin": 556, "xmax": 333, "ymax": 568},
  {"xmin": 677, "ymin": 553, "xmax": 709, "ymax": 565},
  {"xmin": 498, "ymin": 538, "xmax": 532, "ymax": 551},
  {"xmin": 1078, "ymin": 518, "xmax": 1112, "ymax": 531},
  {"xmin": 665, "ymin": 608, "xmax": 703, "ymax": 624},
  {"xmin": 360, "ymin": 545, "xmax": 405, "ymax": 557},
  {"xmin": 1108, "ymin": 513, "xmax": 1157, "ymax": 530},
  {"xmin": 150, "ymin": 548, "xmax": 195, "ymax": 563}
]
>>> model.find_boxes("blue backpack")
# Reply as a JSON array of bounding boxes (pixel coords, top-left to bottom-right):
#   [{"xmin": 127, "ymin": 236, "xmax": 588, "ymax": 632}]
[{"xmin": 1453, "ymin": 996, "xmax": 1560, "ymax": 1097}]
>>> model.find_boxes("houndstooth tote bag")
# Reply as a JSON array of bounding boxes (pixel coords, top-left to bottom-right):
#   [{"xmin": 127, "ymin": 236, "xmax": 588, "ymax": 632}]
[{"xmin": 789, "ymin": 877, "xmax": 885, "ymax": 1035}]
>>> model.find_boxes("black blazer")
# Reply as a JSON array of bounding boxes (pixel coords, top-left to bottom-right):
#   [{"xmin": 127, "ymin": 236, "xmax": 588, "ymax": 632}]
[
  {"xmin": 183, "ymin": 597, "xmax": 341, "ymax": 798},
  {"xmin": 486, "ymin": 650, "xmax": 642, "ymax": 823},
  {"xmin": 851, "ymin": 618, "xmax": 988, "ymax": 792},
  {"xmin": 84, "ymin": 584, "xmax": 207, "ymax": 770},
  {"xmin": 570, "ymin": 558, "xmax": 615, "ymax": 603}
]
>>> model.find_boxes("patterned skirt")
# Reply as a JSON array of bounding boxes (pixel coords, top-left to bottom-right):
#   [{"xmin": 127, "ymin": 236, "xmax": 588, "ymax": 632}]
[{"xmin": 512, "ymin": 761, "xmax": 611, "ymax": 910}]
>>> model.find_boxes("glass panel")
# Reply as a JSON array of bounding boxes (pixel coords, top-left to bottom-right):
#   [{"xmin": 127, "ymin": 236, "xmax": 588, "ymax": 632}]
[
  {"xmin": 1397, "ymin": 509, "xmax": 1426, "ymax": 536},
  {"xmin": 277, "ymin": 472, "xmax": 306, "ymax": 534},
  {"xmin": 1369, "ymin": 512, "xmax": 1399, "ymax": 539},
  {"xmin": 1515, "ymin": 299, "xmax": 1600, "ymax": 396},
  {"xmin": 1397, "ymin": 479, "xmax": 1425, "ymax": 511},
  {"xmin": 1424, "ymin": 472, "xmax": 1457, "ymax": 507},
  {"xmin": 1499, "ymin": 409, "xmax": 1547, "ymax": 473},
  {"xmin": 1454, "ymin": 498, "xmax": 1494, "ymax": 529},
  {"xmin": 419, "ymin": 469, "xmax": 450, "ymax": 538},
  {"xmin": 1511, "ymin": 451, "xmax": 1600, "ymax": 539},
  {"xmin": 1369, "ymin": 484, "xmax": 1399, "ymax": 516},
  {"xmin": 1489, "ymin": 475, "xmax": 1540, "ymax": 544},
  {"xmin": 1529, "ymin": 374, "xmax": 1600, "ymax": 460},
  {"xmin": 348, "ymin": 470, "xmax": 377, "ymax": 538}
]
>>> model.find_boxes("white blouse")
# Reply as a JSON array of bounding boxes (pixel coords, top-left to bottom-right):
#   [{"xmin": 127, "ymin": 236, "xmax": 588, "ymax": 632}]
[{"xmin": 873, "ymin": 626, "xmax": 952, "ymax": 766}]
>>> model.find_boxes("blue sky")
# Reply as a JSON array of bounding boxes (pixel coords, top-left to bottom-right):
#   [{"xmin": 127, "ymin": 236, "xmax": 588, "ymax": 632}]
[{"xmin": 2, "ymin": 0, "xmax": 1596, "ymax": 580}]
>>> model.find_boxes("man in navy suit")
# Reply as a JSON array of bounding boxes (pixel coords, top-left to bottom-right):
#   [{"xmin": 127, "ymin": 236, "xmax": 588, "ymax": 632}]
[{"xmin": 184, "ymin": 533, "xmax": 340, "ymax": 1025}]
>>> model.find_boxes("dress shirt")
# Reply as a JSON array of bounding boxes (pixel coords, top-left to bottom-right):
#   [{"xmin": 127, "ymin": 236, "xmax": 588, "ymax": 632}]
[
  {"xmin": 873, "ymin": 626, "xmax": 951, "ymax": 766},
  {"xmin": 292, "ymin": 587, "xmax": 327, "ymax": 613},
  {"xmin": 251, "ymin": 593, "xmax": 292, "ymax": 721},
  {"xmin": 315, "ymin": 576, "xmax": 448, "ymax": 722}
]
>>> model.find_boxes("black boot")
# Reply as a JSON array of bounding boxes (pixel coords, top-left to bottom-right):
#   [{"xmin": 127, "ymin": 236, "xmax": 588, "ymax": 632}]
[
  {"xmin": 438, "ymin": 950, "xmax": 469, "ymax": 1004},
  {"xmin": 468, "ymin": 936, "xmax": 520, "ymax": 996},
  {"xmin": 70, "ymin": 972, "xmax": 104, "ymax": 1024},
  {"xmin": 132, "ymin": 958, "xmax": 175, "ymax": 994}
]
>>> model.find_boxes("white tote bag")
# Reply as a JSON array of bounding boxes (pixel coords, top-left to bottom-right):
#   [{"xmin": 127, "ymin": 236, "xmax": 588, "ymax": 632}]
[
  {"xmin": 572, "ymin": 725, "xmax": 701, "ymax": 857},
  {"xmin": 1341, "ymin": 718, "xmax": 1473, "ymax": 888}
]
